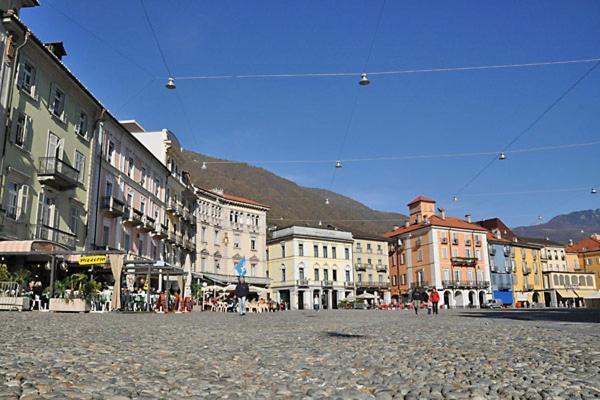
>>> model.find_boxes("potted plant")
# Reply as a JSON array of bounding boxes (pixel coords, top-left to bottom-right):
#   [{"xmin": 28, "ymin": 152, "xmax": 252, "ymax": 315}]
[{"xmin": 49, "ymin": 274, "xmax": 98, "ymax": 313}]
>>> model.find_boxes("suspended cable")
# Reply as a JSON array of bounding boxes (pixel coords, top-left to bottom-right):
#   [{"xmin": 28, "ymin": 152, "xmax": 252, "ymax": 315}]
[
  {"xmin": 113, "ymin": 77, "xmax": 157, "ymax": 114},
  {"xmin": 139, "ymin": 0, "xmax": 174, "ymax": 77},
  {"xmin": 195, "ymin": 139, "xmax": 600, "ymax": 165},
  {"xmin": 460, "ymin": 186, "xmax": 593, "ymax": 198},
  {"xmin": 174, "ymin": 57, "xmax": 600, "ymax": 81},
  {"xmin": 45, "ymin": 0, "xmax": 158, "ymax": 78},
  {"xmin": 453, "ymin": 60, "xmax": 600, "ymax": 197}
]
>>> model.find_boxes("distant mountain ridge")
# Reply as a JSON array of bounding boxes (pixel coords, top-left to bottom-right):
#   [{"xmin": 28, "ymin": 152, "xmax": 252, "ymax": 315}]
[
  {"xmin": 180, "ymin": 150, "xmax": 407, "ymax": 236},
  {"xmin": 513, "ymin": 209, "xmax": 600, "ymax": 244}
]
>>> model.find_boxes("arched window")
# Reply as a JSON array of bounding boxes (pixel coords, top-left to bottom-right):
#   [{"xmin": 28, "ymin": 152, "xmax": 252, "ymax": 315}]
[
  {"xmin": 578, "ymin": 276, "xmax": 585, "ymax": 286},
  {"xmin": 553, "ymin": 275, "xmax": 558, "ymax": 285},
  {"xmin": 571, "ymin": 276, "xmax": 578, "ymax": 285},
  {"xmin": 586, "ymin": 276, "xmax": 593, "ymax": 287},
  {"xmin": 559, "ymin": 275, "xmax": 565, "ymax": 286}
]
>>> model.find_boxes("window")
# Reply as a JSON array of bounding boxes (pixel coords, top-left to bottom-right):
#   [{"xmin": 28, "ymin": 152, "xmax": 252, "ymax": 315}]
[
  {"xmin": 140, "ymin": 197, "xmax": 146, "ymax": 214},
  {"xmin": 74, "ymin": 151, "xmax": 85, "ymax": 183},
  {"xmin": 75, "ymin": 111, "xmax": 88, "ymax": 138},
  {"xmin": 298, "ymin": 243, "xmax": 304, "ymax": 256},
  {"xmin": 251, "ymin": 239, "xmax": 256, "ymax": 251},
  {"xmin": 454, "ymin": 270, "xmax": 461, "ymax": 282},
  {"xmin": 140, "ymin": 167, "xmax": 146, "ymax": 187},
  {"xmin": 214, "ymin": 229, "xmax": 219, "ymax": 244},
  {"xmin": 332, "ymin": 269, "xmax": 337, "ymax": 281},
  {"xmin": 417, "ymin": 249, "xmax": 423, "ymax": 262},
  {"xmin": 281, "ymin": 243, "xmax": 285, "ymax": 258},
  {"xmin": 585, "ymin": 258, "xmax": 592, "ymax": 266},
  {"xmin": 49, "ymin": 86, "xmax": 65, "ymax": 119},
  {"xmin": 475, "ymin": 249, "xmax": 481, "ymax": 260},
  {"xmin": 314, "ymin": 268, "xmax": 320, "ymax": 281},
  {"xmin": 299, "ymin": 267, "xmax": 305, "ymax": 280},
  {"xmin": 68, "ymin": 206, "xmax": 80, "ymax": 236},
  {"xmin": 14, "ymin": 112, "xmax": 31, "ymax": 149},
  {"xmin": 201, "ymin": 226, "xmax": 206, "ymax": 242},
  {"xmin": 234, "ymin": 234, "xmax": 240, "ymax": 248},
  {"xmin": 332, "ymin": 247, "xmax": 337, "ymax": 259},
  {"xmin": 323, "ymin": 245, "xmax": 328, "ymax": 258},
  {"xmin": 128, "ymin": 157, "xmax": 134, "ymax": 177},
  {"xmin": 324, "ymin": 269, "xmax": 329, "ymax": 281},
  {"xmin": 102, "ymin": 225, "xmax": 110, "ymax": 247},
  {"xmin": 367, "ymin": 258, "xmax": 372, "ymax": 266},
  {"xmin": 345, "ymin": 247, "xmax": 350, "ymax": 260},
  {"xmin": 467, "ymin": 269, "xmax": 474, "ymax": 282},
  {"xmin": 367, "ymin": 243, "xmax": 372, "ymax": 253},
  {"xmin": 443, "ymin": 269, "xmax": 450, "ymax": 282},
  {"xmin": 466, "ymin": 248, "xmax": 472, "ymax": 258},
  {"xmin": 357, "ymin": 273, "xmax": 362, "ymax": 283},
  {"xmin": 138, "ymin": 236, "xmax": 145, "ymax": 257},
  {"xmin": 442, "ymin": 247, "xmax": 448, "ymax": 259},
  {"xmin": 378, "ymin": 274, "xmax": 383, "ymax": 282},
  {"xmin": 105, "ymin": 181, "xmax": 113, "ymax": 197},
  {"xmin": 17, "ymin": 60, "xmax": 36, "ymax": 95},
  {"xmin": 154, "ymin": 178, "xmax": 160, "ymax": 196},
  {"xmin": 4, "ymin": 182, "xmax": 18, "ymax": 220},
  {"xmin": 314, "ymin": 245, "xmax": 319, "ymax": 257},
  {"xmin": 392, "ymin": 275, "xmax": 397, "ymax": 286},
  {"xmin": 345, "ymin": 269, "xmax": 351, "ymax": 282},
  {"xmin": 400, "ymin": 253, "xmax": 405, "ymax": 264},
  {"xmin": 452, "ymin": 247, "xmax": 458, "ymax": 257},
  {"xmin": 107, "ymin": 141, "xmax": 115, "ymax": 164},
  {"xmin": 124, "ymin": 233, "xmax": 131, "ymax": 252},
  {"xmin": 250, "ymin": 263, "xmax": 256, "ymax": 276},
  {"xmin": 200, "ymin": 257, "xmax": 206, "ymax": 271}
]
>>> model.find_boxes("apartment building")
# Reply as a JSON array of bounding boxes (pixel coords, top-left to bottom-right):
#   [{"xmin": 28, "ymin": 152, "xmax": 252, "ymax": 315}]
[
  {"xmin": 267, "ymin": 226, "xmax": 354, "ymax": 310},
  {"xmin": 386, "ymin": 197, "xmax": 491, "ymax": 308},
  {"xmin": 194, "ymin": 186, "xmax": 269, "ymax": 287},
  {"xmin": 89, "ymin": 115, "xmax": 169, "ymax": 264},
  {"xmin": 353, "ymin": 234, "xmax": 390, "ymax": 303},
  {"xmin": 567, "ymin": 234, "xmax": 600, "ymax": 290},
  {"xmin": 0, "ymin": 13, "xmax": 102, "ymax": 253},
  {"xmin": 122, "ymin": 121, "xmax": 196, "ymax": 272}
]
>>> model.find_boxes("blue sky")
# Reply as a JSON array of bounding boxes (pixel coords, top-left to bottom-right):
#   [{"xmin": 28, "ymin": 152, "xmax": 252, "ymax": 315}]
[{"xmin": 23, "ymin": 1, "xmax": 600, "ymax": 227}]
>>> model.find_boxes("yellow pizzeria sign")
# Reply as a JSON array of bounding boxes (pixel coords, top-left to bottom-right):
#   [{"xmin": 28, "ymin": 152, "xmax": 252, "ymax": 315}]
[{"xmin": 79, "ymin": 255, "xmax": 107, "ymax": 266}]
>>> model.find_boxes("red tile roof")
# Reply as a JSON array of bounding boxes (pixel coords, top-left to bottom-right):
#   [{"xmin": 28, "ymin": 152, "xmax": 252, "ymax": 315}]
[
  {"xmin": 384, "ymin": 215, "xmax": 488, "ymax": 238},
  {"xmin": 567, "ymin": 237, "xmax": 600, "ymax": 253},
  {"xmin": 486, "ymin": 232, "xmax": 511, "ymax": 244},
  {"xmin": 222, "ymin": 193, "xmax": 269, "ymax": 208},
  {"xmin": 407, "ymin": 196, "xmax": 436, "ymax": 206}
]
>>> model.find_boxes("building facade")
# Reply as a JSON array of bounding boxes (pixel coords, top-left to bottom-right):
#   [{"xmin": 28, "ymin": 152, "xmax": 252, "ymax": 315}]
[
  {"xmin": 485, "ymin": 232, "xmax": 514, "ymax": 306},
  {"xmin": 0, "ymin": 14, "xmax": 102, "ymax": 253},
  {"xmin": 567, "ymin": 234, "xmax": 600, "ymax": 290},
  {"xmin": 122, "ymin": 121, "xmax": 196, "ymax": 273},
  {"xmin": 267, "ymin": 226, "xmax": 354, "ymax": 310},
  {"xmin": 88, "ymin": 116, "xmax": 169, "ymax": 264},
  {"xmin": 194, "ymin": 186, "xmax": 269, "ymax": 287},
  {"xmin": 510, "ymin": 239, "xmax": 544, "ymax": 307},
  {"xmin": 353, "ymin": 234, "xmax": 390, "ymax": 303},
  {"xmin": 386, "ymin": 197, "xmax": 491, "ymax": 308}
]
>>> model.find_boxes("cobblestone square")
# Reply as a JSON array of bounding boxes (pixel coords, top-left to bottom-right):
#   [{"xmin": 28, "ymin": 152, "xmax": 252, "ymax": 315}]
[{"xmin": 0, "ymin": 309, "xmax": 599, "ymax": 399}]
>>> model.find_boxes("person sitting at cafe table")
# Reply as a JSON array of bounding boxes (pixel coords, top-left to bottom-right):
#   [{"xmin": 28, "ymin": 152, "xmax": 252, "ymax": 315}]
[{"xmin": 155, "ymin": 291, "xmax": 168, "ymax": 313}]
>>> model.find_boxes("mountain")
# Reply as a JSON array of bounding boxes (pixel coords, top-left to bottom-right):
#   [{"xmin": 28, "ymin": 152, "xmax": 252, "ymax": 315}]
[
  {"xmin": 513, "ymin": 209, "xmax": 600, "ymax": 244},
  {"xmin": 180, "ymin": 150, "xmax": 407, "ymax": 236}
]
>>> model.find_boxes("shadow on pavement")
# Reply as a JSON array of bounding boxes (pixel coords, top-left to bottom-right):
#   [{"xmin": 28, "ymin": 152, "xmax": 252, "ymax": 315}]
[{"xmin": 457, "ymin": 309, "xmax": 600, "ymax": 323}]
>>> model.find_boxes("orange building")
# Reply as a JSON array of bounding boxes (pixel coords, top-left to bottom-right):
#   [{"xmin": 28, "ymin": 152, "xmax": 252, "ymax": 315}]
[
  {"xmin": 567, "ymin": 234, "xmax": 600, "ymax": 289},
  {"xmin": 386, "ymin": 197, "xmax": 491, "ymax": 308}
]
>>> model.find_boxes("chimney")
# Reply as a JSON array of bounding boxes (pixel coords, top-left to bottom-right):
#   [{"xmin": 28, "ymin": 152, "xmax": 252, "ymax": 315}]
[
  {"xmin": 393, "ymin": 225, "xmax": 399, "ymax": 231},
  {"xmin": 44, "ymin": 42, "xmax": 67, "ymax": 60},
  {"xmin": 568, "ymin": 239, "xmax": 574, "ymax": 246},
  {"xmin": 465, "ymin": 214, "xmax": 472, "ymax": 223},
  {"xmin": 438, "ymin": 208, "xmax": 446, "ymax": 220},
  {"xmin": 404, "ymin": 221, "xmax": 410, "ymax": 228},
  {"xmin": 494, "ymin": 229, "xmax": 501, "ymax": 239}
]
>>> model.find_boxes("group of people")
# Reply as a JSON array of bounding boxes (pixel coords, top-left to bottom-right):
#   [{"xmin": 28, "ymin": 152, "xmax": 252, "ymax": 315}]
[
  {"xmin": 410, "ymin": 287, "xmax": 441, "ymax": 315},
  {"xmin": 26, "ymin": 279, "xmax": 47, "ymax": 310}
]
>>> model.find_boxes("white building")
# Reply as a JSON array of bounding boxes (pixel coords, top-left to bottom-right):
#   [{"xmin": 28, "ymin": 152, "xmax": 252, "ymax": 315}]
[{"xmin": 267, "ymin": 226, "xmax": 355, "ymax": 310}]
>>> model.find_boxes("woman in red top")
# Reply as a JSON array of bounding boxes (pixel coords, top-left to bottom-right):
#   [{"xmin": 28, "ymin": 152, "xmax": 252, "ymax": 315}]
[{"xmin": 430, "ymin": 288, "xmax": 440, "ymax": 315}]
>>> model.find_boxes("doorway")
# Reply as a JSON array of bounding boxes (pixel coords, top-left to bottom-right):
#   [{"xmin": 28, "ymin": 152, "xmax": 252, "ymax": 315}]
[
  {"xmin": 298, "ymin": 291, "xmax": 304, "ymax": 310},
  {"xmin": 331, "ymin": 290, "xmax": 338, "ymax": 309}
]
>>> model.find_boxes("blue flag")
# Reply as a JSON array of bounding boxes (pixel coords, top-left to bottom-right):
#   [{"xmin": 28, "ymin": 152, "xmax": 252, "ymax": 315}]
[{"xmin": 234, "ymin": 257, "xmax": 247, "ymax": 277}]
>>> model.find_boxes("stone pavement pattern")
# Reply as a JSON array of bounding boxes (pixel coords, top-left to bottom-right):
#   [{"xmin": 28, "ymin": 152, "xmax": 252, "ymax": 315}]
[{"xmin": 0, "ymin": 309, "xmax": 599, "ymax": 400}]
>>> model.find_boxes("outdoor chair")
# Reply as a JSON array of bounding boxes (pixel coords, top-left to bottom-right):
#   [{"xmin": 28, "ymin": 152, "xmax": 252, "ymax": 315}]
[{"xmin": 32, "ymin": 295, "xmax": 46, "ymax": 311}]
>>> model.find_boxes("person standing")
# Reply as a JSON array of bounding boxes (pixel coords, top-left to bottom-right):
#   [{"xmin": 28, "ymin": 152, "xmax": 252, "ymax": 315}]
[
  {"xmin": 430, "ymin": 288, "xmax": 440, "ymax": 315},
  {"xmin": 235, "ymin": 278, "xmax": 250, "ymax": 316},
  {"xmin": 313, "ymin": 293, "xmax": 320, "ymax": 312},
  {"xmin": 411, "ymin": 289, "xmax": 422, "ymax": 315}
]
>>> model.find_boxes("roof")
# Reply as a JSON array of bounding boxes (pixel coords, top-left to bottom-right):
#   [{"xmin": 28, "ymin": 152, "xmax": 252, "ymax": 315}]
[
  {"xmin": 567, "ymin": 236, "xmax": 600, "ymax": 253},
  {"xmin": 222, "ymin": 193, "xmax": 269, "ymax": 208},
  {"xmin": 352, "ymin": 232, "xmax": 389, "ymax": 242},
  {"xmin": 384, "ymin": 215, "xmax": 487, "ymax": 238},
  {"xmin": 486, "ymin": 232, "xmax": 511, "ymax": 244},
  {"xmin": 407, "ymin": 196, "xmax": 436, "ymax": 206},
  {"xmin": 518, "ymin": 236, "xmax": 565, "ymax": 247}
]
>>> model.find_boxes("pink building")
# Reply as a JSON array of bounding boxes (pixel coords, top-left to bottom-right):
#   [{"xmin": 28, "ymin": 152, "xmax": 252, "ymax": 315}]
[{"xmin": 89, "ymin": 115, "xmax": 169, "ymax": 262}]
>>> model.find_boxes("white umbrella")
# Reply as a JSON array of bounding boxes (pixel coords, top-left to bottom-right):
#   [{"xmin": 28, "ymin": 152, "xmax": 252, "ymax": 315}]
[
  {"xmin": 201, "ymin": 285, "xmax": 224, "ymax": 292},
  {"xmin": 249, "ymin": 285, "xmax": 267, "ymax": 293},
  {"xmin": 356, "ymin": 292, "xmax": 376, "ymax": 300},
  {"xmin": 223, "ymin": 284, "xmax": 237, "ymax": 292}
]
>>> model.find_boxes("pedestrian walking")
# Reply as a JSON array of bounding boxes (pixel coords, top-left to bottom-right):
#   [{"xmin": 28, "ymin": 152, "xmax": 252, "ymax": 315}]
[
  {"xmin": 313, "ymin": 293, "xmax": 320, "ymax": 312},
  {"xmin": 411, "ymin": 289, "xmax": 422, "ymax": 315},
  {"xmin": 430, "ymin": 288, "xmax": 440, "ymax": 315},
  {"xmin": 235, "ymin": 278, "xmax": 250, "ymax": 316}
]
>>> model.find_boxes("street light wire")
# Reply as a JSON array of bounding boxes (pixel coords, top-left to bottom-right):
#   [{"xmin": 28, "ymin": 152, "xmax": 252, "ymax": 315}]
[
  {"xmin": 174, "ymin": 57, "xmax": 600, "ymax": 81},
  {"xmin": 139, "ymin": 0, "xmax": 174, "ymax": 77},
  {"xmin": 453, "ymin": 60, "xmax": 600, "ymax": 197},
  {"xmin": 196, "ymin": 139, "xmax": 600, "ymax": 165}
]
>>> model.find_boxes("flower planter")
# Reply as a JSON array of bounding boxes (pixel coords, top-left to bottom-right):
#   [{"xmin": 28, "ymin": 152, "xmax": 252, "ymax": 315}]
[
  {"xmin": 0, "ymin": 296, "xmax": 30, "ymax": 311},
  {"xmin": 49, "ymin": 298, "xmax": 91, "ymax": 313}
]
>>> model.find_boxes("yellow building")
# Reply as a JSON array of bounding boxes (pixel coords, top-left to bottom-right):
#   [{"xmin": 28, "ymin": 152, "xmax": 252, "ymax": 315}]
[
  {"xmin": 511, "ymin": 239, "xmax": 544, "ymax": 307},
  {"xmin": 352, "ymin": 235, "xmax": 390, "ymax": 303},
  {"xmin": 567, "ymin": 234, "xmax": 600, "ymax": 290}
]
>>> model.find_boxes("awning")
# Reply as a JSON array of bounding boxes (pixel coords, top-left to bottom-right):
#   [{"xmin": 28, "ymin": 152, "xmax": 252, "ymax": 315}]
[
  {"xmin": 556, "ymin": 289, "xmax": 577, "ymax": 298},
  {"xmin": 0, "ymin": 240, "xmax": 67, "ymax": 253},
  {"xmin": 493, "ymin": 290, "xmax": 513, "ymax": 305},
  {"xmin": 574, "ymin": 289, "xmax": 600, "ymax": 299}
]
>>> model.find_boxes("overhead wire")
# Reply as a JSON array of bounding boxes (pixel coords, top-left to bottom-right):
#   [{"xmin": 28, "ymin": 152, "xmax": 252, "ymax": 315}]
[
  {"xmin": 453, "ymin": 59, "xmax": 600, "ymax": 198},
  {"xmin": 173, "ymin": 57, "xmax": 600, "ymax": 81},
  {"xmin": 139, "ymin": 0, "xmax": 174, "ymax": 78}
]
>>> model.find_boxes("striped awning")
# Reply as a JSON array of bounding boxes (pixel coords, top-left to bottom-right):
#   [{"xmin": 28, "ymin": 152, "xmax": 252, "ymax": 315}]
[{"xmin": 0, "ymin": 240, "xmax": 65, "ymax": 253}]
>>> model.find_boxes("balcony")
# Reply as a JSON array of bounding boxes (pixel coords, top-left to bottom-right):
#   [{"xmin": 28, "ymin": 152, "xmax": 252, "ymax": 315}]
[
  {"xmin": 140, "ymin": 215, "xmax": 155, "ymax": 232},
  {"xmin": 451, "ymin": 257, "xmax": 478, "ymax": 267},
  {"xmin": 344, "ymin": 281, "xmax": 354, "ymax": 289},
  {"xmin": 38, "ymin": 157, "xmax": 79, "ymax": 190},
  {"xmin": 357, "ymin": 281, "xmax": 377, "ymax": 289},
  {"xmin": 101, "ymin": 196, "xmax": 125, "ymax": 217},
  {"xmin": 442, "ymin": 279, "xmax": 455, "ymax": 288},
  {"xmin": 495, "ymin": 282, "xmax": 512, "ymax": 291},
  {"xmin": 465, "ymin": 240, "xmax": 472, "ymax": 246},
  {"xmin": 166, "ymin": 230, "xmax": 176, "ymax": 243},
  {"xmin": 376, "ymin": 264, "xmax": 386, "ymax": 272},
  {"xmin": 322, "ymin": 280, "xmax": 333, "ymax": 287},
  {"xmin": 166, "ymin": 198, "xmax": 177, "ymax": 215},
  {"xmin": 355, "ymin": 263, "xmax": 366, "ymax": 271},
  {"xmin": 123, "ymin": 208, "xmax": 143, "ymax": 226},
  {"xmin": 410, "ymin": 281, "xmax": 430, "ymax": 289},
  {"xmin": 296, "ymin": 279, "xmax": 309, "ymax": 287},
  {"xmin": 30, "ymin": 224, "xmax": 77, "ymax": 250},
  {"xmin": 475, "ymin": 241, "xmax": 481, "ymax": 247},
  {"xmin": 476, "ymin": 281, "xmax": 490, "ymax": 289},
  {"xmin": 442, "ymin": 280, "xmax": 482, "ymax": 289},
  {"xmin": 175, "ymin": 233, "xmax": 184, "ymax": 247},
  {"xmin": 153, "ymin": 223, "xmax": 168, "ymax": 239}
]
